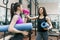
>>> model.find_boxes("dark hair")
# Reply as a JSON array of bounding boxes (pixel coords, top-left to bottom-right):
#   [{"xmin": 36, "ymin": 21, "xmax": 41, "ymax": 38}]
[
  {"xmin": 38, "ymin": 7, "xmax": 47, "ymax": 17},
  {"xmin": 10, "ymin": 2, "xmax": 21, "ymax": 21}
]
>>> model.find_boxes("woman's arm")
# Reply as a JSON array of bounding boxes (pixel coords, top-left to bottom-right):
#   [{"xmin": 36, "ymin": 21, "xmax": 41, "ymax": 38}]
[
  {"xmin": 8, "ymin": 15, "xmax": 22, "ymax": 33},
  {"xmin": 23, "ymin": 17, "xmax": 27, "ymax": 23},
  {"xmin": 8, "ymin": 15, "xmax": 28, "ymax": 35},
  {"xmin": 43, "ymin": 16, "xmax": 53, "ymax": 30},
  {"xmin": 46, "ymin": 16, "xmax": 53, "ymax": 29},
  {"xmin": 26, "ymin": 15, "xmax": 38, "ymax": 20}
]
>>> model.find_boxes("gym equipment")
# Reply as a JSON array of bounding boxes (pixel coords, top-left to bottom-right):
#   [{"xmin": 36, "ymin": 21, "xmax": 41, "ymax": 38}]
[
  {"xmin": 0, "ymin": 23, "xmax": 32, "ymax": 32},
  {"xmin": 3, "ymin": 0, "xmax": 9, "ymax": 24},
  {"xmin": 41, "ymin": 22, "xmax": 49, "ymax": 28},
  {"xmin": 23, "ymin": 9, "xmax": 30, "ymax": 15}
]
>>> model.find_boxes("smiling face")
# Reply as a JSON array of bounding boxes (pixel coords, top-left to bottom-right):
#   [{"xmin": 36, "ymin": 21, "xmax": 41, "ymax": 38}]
[
  {"xmin": 38, "ymin": 7, "xmax": 47, "ymax": 16},
  {"xmin": 39, "ymin": 7, "xmax": 43, "ymax": 15}
]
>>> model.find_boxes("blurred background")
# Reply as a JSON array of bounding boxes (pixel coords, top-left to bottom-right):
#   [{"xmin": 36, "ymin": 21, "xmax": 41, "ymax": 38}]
[{"xmin": 0, "ymin": 0, "xmax": 60, "ymax": 40}]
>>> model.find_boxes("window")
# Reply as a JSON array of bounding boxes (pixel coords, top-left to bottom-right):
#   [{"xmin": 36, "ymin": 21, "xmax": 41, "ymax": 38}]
[{"xmin": 0, "ymin": 6, "xmax": 10, "ymax": 25}]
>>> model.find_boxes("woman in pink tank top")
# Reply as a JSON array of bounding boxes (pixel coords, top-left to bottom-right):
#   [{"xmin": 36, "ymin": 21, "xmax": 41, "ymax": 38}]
[{"xmin": 8, "ymin": 2, "xmax": 28, "ymax": 40}]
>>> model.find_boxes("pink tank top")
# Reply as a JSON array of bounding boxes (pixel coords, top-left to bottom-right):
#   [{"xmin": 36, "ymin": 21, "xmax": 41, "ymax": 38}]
[{"xmin": 16, "ymin": 15, "xmax": 24, "ymax": 24}]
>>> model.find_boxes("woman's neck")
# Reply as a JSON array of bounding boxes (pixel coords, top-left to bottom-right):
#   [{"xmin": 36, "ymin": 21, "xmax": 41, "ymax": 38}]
[
  {"xmin": 16, "ymin": 10, "xmax": 20, "ymax": 15},
  {"xmin": 39, "ymin": 14, "xmax": 44, "ymax": 19},
  {"xmin": 40, "ymin": 14, "xmax": 44, "ymax": 17}
]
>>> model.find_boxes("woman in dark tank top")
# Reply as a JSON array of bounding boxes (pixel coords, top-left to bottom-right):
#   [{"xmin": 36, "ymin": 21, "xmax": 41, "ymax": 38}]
[
  {"xmin": 37, "ymin": 16, "xmax": 47, "ymax": 32},
  {"xmin": 26, "ymin": 7, "xmax": 53, "ymax": 40}
]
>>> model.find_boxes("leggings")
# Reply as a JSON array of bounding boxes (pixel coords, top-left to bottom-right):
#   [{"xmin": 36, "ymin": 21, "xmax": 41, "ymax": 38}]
[{"xmin": 36, "ymin": 31, "xmax": 48, "ymax": 40}]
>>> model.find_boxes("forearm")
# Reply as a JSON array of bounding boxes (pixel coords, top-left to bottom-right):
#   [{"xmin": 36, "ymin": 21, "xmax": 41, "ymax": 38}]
[
  {"xmin": 26, "ymin": 15, "xmax": 32, "ymax": 19},
  {"xmin": 26, "ymin": 15, "xmax": 37, "ymax": 20},
  {"xmin": 8, "ymin": 26, "xmax": 28, "ymax": 36},
  {"xmin": 8, "ymin": 26, "xmax": 23, "ymax": 33},
  {"xmin": 12, "ymin": 28, "xmax": 23, "ymax": 33},
  {"xmin": 48, "ymin": 25, "xmax": 52, "ymax": 29},
  {"xmin": 23, "ymin": 18, "xmax": 27, "ymax": 23}
]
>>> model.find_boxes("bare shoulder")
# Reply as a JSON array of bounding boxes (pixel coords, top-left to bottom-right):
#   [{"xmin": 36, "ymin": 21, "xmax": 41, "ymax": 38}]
[
  {"xmin": 46, "ymin": 16, "xmax": 50, "ymax": 20},
  {"xmin": 13, "ymin": 15, "xmax": 19, "ymax": 19}
]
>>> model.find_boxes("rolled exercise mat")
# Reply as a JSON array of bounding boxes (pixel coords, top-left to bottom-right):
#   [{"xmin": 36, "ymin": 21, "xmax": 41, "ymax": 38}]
[
  {"xmin": 0, "ymin": 23, "xmax": 32, "ymax": 32},
  {"xmin": 41, "ymin": 22, "xmax": 49, "ymax": 28}
]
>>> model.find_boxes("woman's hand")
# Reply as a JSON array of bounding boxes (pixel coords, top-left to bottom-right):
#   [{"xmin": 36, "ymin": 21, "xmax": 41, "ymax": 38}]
[
  {"xmin": 22, "ymin": 31, "xmax": 28, "ymax": 36},
  {"xmin": 43, "ymin": 28, "xmax": 48, "ymax": 30}
]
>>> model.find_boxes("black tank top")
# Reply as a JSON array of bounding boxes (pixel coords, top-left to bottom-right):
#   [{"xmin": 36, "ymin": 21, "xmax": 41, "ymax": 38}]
[{"xmin": 37, "ymin": 16, "xmax": 47, "ymax": 32}]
